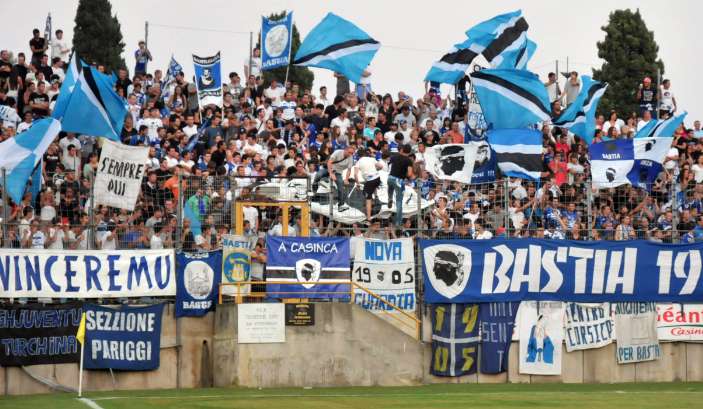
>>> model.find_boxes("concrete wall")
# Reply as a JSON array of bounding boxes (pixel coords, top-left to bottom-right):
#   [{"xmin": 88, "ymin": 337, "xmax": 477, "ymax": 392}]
[
  {"xmin": 213, "ymin": 303, "xmax": 424, "ymax": 388},
  {"xmin": 4, "ymin": 302, "xmax": 703, "ymax": 396},
  {"xmin": 2, "ymin": 304, "xmax": 215, "ymax": 396}
]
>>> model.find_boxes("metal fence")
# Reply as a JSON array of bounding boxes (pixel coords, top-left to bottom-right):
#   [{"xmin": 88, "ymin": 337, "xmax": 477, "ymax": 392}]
[{"xmin": 0, "ymin": 170, "xmax": 696, "ymax": 250}]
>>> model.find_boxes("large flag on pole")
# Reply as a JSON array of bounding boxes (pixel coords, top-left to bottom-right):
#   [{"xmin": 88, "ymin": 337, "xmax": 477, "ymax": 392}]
[
  {"xmin": 553, "ymin": 76, "xmax": 608, "ymax": 144},
  {"xmin": 294, "ymin": 13, "xmax": 380, "ymax": 84},
  {"xmin": 424, "ymin": 48, "xmax": 478, "ymax": 85},
  {"xmin": 193, "ymin": 52, "xmax": 223, "ymax": 108},
  {"xmin": 488, "ymin": 128, "xmax": 543, "ymax": 180},
  {"xmin": 51, "ymin": 56, "xmax": 82, "ymax": 120},
  {"xmin": 55, "ymin": 63, "xmax": 128, "ymax": 142},
  {"xmin": 470, "ymin": 68, "xmax": 551, "ymax": 129},
  {"xmin": 0, "ymin": 118, "xmax": 61, "ymax": 204},
  {"xmin": 162, "ymin": 55, "xmax": 183, "ymax": 102},
  {"xmin": 635, "ymin": 111, "xmax": 687, "ymax": 138},
  {"xmin": 493, "ymin": 35, "xmax": 537, "ymax": 70},
  {"xmin": 261, "ymin": 12, "xmax": 294, "ymax": 71}
]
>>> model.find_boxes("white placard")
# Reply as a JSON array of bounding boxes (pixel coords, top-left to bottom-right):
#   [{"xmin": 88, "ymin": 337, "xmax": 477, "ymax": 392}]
[
  {"xmin": 352, "ymin": 238, "xmax": 415, "ymax": 315},
  {"xmin": 94, "ymin": 138, "xmax": 149, "ymax": 210},
  {"xmin": 518, "ymin": 301, "xmax": 565, "ymax": 375},
  {"xmin": 0, "ymin": 249, "xmax": 175, "ymax": 298},
  {"xmin": 657, "ymin": 304, "xmax": 703, "ymax": 341},
  {"xmin": 613, "ymin": 302, "xmax": 660, "ymax": 364},
  {"xmin": 238, "ymin": 303, "xmax": 285, "ymax": 343},
  {"xmin": 564, "ymin": 302, "xmax": 615, "ymax": 352}
]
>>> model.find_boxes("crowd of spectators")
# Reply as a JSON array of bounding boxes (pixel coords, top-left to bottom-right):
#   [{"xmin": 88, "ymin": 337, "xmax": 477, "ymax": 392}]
[{"xmin": 1, "ymin": 27, "xmax": 703, "ymax": 252}]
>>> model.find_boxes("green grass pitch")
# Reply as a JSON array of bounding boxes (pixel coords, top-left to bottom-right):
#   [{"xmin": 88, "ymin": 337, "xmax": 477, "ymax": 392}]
[{"xmin": 1, "ymin": 383, "xmax": 703, "ymax": 409}]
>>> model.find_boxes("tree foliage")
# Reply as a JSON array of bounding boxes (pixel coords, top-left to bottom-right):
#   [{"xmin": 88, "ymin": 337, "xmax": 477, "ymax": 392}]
[
  {"xmin": 72, "ymin": 0, "xmax": 126, "ymax": 71},
  {"xmin": 592, "ymin": 9, "xmax": 664, "ymax": 117},
  {"xmin": 256, "ymin": 11, "xmax": 314, "ymax": 92}
]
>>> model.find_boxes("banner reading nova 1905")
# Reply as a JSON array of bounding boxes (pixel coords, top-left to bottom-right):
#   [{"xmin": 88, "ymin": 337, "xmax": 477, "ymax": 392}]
[
  {"xmin": 0, "ymin": 249, "xmax": 175, "ymax": 298},
  {"xmin": 421, "ymin": 238, "xmax": 703, "ymax": 303}
]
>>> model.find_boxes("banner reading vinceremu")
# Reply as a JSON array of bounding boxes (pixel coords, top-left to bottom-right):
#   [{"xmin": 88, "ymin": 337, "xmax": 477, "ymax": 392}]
[
  {"xmin": 0, "ymin": 249, "xmax": 175, "ymax": 298},
  {"xmin": 352, "ymin": 238, "xmax": 415, "ymax": 314},
  {"xmin": 94, "ymin": 138, "xmax": 149, "ymax": 211},
  {"xmin": 420, "ymin": 238, "xmax": 703, "ymax": 303}
]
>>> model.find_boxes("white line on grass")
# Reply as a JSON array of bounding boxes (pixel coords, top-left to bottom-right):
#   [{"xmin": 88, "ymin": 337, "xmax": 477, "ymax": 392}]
[
  {"xmin": 90, "ymin": 390, "xmax": 703, "ymax": 401},
  {"xmin": 77, "ymin": 397, "xmax": 106, "ymax": 409}
]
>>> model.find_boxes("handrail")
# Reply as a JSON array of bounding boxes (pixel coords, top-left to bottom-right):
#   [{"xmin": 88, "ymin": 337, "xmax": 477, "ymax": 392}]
[{"xmin": 218, "ymin": 281, "xmax": 421, "ymax": 340}]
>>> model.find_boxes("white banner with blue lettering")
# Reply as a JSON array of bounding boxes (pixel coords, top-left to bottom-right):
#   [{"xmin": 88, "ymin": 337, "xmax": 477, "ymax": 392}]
[
  {"xmin": 192, "ymin": 52, "xmax": 222, "ymax": 108},
  {"xmin": 83, "ymin": 303, "xmax": 164, "ymax": 371},
  {"xmin": 261, "ymin": 12, "xmax": 293, "ymax": 70},
  {"xmin": 266, "ymin": 236, "xmax": 350, "ymax": 298},
  {"xmin": 176, "ymin": 251, "xmax": 222, "ymax": 317},
  {"xmin": 420, "ymin": 238, "xmax": 703, "ymax": 303},
  {"xmin": 352, "ymin": 238, "xmax": 415, "ymax": 314},
  {"xmin": 564, "ymin": 303, "xmax": 614, "ymax": 352},
  {"xmin": 0, "ymin": 249, "xmax": 175, "ymax": 298}
]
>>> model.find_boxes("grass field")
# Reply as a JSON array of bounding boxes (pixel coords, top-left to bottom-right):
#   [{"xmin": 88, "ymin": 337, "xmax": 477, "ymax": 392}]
[{"xmin": 2, "ymin": 382, "xmax": 703, "ymax": 409}]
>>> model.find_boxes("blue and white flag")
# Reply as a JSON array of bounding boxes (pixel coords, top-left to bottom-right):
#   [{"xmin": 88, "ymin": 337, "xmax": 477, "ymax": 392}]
[
  {"xmin": 161, "ymin": 55, "xmax": 183, "ymax": 101},
  {"xmin": 553, "ymin": 76, "xmax": 608, "ymax": 144},
  {"xmin": 57, "ymin": 64, "xmax": 128, "ymax": 141},
  {"xmin": 590, "ymin": 139, "xmax": 634, "ymax": 188},
  {"xmin": 627, "ymin": 137, "xmax": 672, "ymax": 189},
  {"xmin": 465, "ymin": 10, "xmax": 525, "ymax": 54},
  {"xmin": 492, "ymin": 35, "xmax": 536, "ymax": 70},
  {"xmin": 479, "ymin": 302, "xmax": 519, "ymax": 374},
  {"xmin": 488, "ymin": 128, "xmax": 543, "ymax": 180},
  {"xmin": 265, "ymin": 236, "xmax": 350, "ymax": 299},
  {"xmin": 294, "ymin": 13, "xmax": 380, "ymax": 84},
  {"xmin": 176, "ymin": 251, "xmax": 222, "ymax": 317},
  {"xmin": 193, "ymin": 52, "xmax": 223, "ymax": 108},
  {"xmin": 261, "ymin": 12, "xmax": 293, "ymax": 70},
  {"xmin": 51, "ymin": 56, "xmax": 82, "ymax": 120},
  {"xmin": 0, "ymin": 118, "xmax": 60, "ymax": 204},
  {"xmin": 470, "ymin": 68, "xmax": 551, "ymax": 129},
  {"xmin": 83, "ymin": 303, "xmax": 164, "ymax": 371},
  {"xmin": 430, "ymin": 304, "xmax": 479, "ymax": 377},
  {"xmin": 635, "ymin": 111, "xmax": 687, "ymax": 138},
  {"xmin": 425, "ymin": 48, "xmax": 477, "ymax": 85}
]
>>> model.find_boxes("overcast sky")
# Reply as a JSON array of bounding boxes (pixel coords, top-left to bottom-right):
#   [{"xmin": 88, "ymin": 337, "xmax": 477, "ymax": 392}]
[{"xmin": 2, "ymin": 0, "xmax": 701, "ymax": 121}]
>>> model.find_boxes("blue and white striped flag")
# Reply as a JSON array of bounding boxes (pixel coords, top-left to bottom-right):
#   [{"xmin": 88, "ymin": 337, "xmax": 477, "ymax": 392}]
[
  {"xmin": 635, "ymin": 111, "xmax": 687, "ymax": 138},
  {"xmin": 0, "ymin": 118, "xmax": 61, "ymax": 204},
  {"xmin": 162, "ymin": 55, "xmax": 183, "ymax": 101},
  {"xmin": 424, "ymin": 48, "xmax": 477, "ymax": 85},
  {"xmin": 51, "ymin": 55, "xmax": 83, "ymax": 120},
  {"xmin": 184, "ymin": 117, "xmax": 212, "ymax": 153},
  {"xmin": 294, "ymin": 13, "xmax": 379, "ymax": 84},
  {"xmin": 488, "ymin": 128, "xmax": 543, "ymax": 180},
  {"xmin": 553, "ymin": 76, "xmax": 608, "ymax": 144},
  {"xmin": 470, "ymin": 68, "xmax": 551, "ymax": 129},
  {"xmin": 492, "ymin": 34, "xmax": 536, "ymax": 70}
]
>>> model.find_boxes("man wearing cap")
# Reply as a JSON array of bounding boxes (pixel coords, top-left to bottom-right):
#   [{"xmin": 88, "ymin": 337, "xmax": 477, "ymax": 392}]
[
  {"xmin": 312, "ymin": 145, "xmax": 355, "ymax": 212},
  {"xmin": 637, "ymin": 76, "xmax": 658, "ymax": 118}
]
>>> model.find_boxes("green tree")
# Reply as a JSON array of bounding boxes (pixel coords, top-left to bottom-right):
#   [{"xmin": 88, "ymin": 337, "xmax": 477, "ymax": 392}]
[
  {"xmin": 592, "ymin": 9, "xmax": 664, "ymax": 117},
  {"xmin": 72, "ymin": 0, "xmax": 126, "ymax": 71},
  {"xmin": 257, "ymin": 11, "xmax": 314, "ymax": 92}
]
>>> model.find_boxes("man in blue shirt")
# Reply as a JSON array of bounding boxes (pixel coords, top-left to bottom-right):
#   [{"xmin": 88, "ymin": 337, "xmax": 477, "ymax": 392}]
[
  {"xmin": 693, "ymin": 216, "xmax": 703, "ymax": 242},
  {"xmin": 134, "ymin": 41, "xmax": 152, "ymax": 76}
]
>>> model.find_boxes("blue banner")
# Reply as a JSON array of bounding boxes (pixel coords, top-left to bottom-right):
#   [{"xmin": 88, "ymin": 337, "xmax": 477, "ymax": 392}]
[
  {"xmin": 430, "ymin": 304, "xmax": 479, "ymax": 377},
  {"xmin": 421, "ymin": 238, "xmax": 703, "ymax": 303},
  {"xmin": 261, "ymin": 12, "xmax": 293, "ymax": 70},
  {"xmin": 478, "ymin": 302, "xmax": 519, "ymax": 374},
  {"xmin": 176, "ymin": 251, "xmax": 222, "ymax": 317},
  {"xmin": 83, "ymin": 303, "xmax": 164, "ymax": 371},
  {"xmin": 192, "ymin": 52, "xmax": 222, "ymax": 107},
  {"xmin": 266, "ymin": 236, "xmax": 350, "ymax": 299}
]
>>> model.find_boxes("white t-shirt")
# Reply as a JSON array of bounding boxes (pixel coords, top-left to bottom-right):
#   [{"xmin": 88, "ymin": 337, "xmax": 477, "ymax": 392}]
[
  {"xmin": 138, "ymin": 117, "xmax": 163, "ymax": 144},
  {"xmin": 637, "ymin": 119, "xmax": 652, "ymax": 132},
  {"xmin": 660, "ymin": 86, "xmax": 675, "ymax": 111},
  {"xmin": 31, "ymin": 231, "xmax": 46, "ymax": 249},
  {"xmin": 59, "ymin": 136, "xmax": 81, "ymax": 158},
  {"xmin": 100, "ymin": 231, "xmax": 117, "ymax": 250},
  {"xmin": 245, "ymin": 56, "xmax": 262, "ymax": 78},
  {"xmin": 48, "ymin": 228, "xmax": 65, "ymax": 250},
  {"xmin": 692, "ymin": 164, "xmax": 703, "ymax": 183},
  {"xmin": 356, "ymin": 157, "xmax": 380, "ymax": 181},
  {"xmin": 243, "ymin": 206, "xmax": 259, "ymax": 231},
  {"xmin": 183, "ymin": 124, "xmax": 198, "ymax": 139},
  {"xmin": 280, "ymin": 100, "xmax": 297, "ymax": 120},
  {"xmin": 150, "ymin": 235, "xmax": 164, "ymax": 249},
  {"xmin": 330, "ymin": 116, "xmax": 351, "ymax": 136},
  {"xmin": 264, "ymin": 86, "xmax": 286, "ymax": 106}
]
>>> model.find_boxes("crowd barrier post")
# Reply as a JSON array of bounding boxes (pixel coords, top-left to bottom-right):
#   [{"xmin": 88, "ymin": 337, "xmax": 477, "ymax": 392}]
[
  {"xmin": 587, "ymin": 181, "xmax": 593, "ymax": 240},
  {"xmin": 88, "ymin": 176, "xmax": 95, "ymax": 250},
  {"xmin": 176, "ymin": 172, "xmax": 183, "ymax": 249},
  {"xmin": 673, "ymin": 181, "xmax": 680, "ymax": 243},
  {"xmin": 503, "ymin": 178, "xmax": 510, "ymax": 233}
]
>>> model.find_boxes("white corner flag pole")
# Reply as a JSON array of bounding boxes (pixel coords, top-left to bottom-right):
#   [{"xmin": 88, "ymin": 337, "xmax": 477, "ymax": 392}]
[{"xmin": 78, "ymin": 343, "xmax": 84, "ymax": 397}]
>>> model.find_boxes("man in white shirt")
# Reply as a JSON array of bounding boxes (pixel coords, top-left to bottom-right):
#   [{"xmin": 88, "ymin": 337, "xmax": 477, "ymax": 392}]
[
  {"xmin": 182, "ymin": 114, "xmax": 198, "ymax": 139},
  {"xmin": 59, "ymin": 133, "xmax": 81, "ymax": 158},
  {"xmin": 263, "ymin": 79, "xmax": 286, "ymax": 106},
  {"xmin": 317, "ymin": 86, "xmax": 330, "ymax": 107},
  {"xmin": 637, "ymin": 110, "xmax": 653, "ymax": 132},
  {"xmin": 50, "ymin": 29, "xmax": 70, "ymax": 62},
  {"xmin": 137, "ymin": 108, "xmax": 163, "ymax": 144},
  {"xmin": 353, "ymin": 148, "xmax": 384, "ymax": 220},
  {"xmin": 244, "ymin": 47, "xmax": 262, "ymax": 79},
  {"xmin": 280, "ymin": 91, "xmax": 297, "ymax": 121},
  {"xmin": 330, "ymin": 109, "xmax": 351, "ymax": 137},
  {"xmin": 659, "ymin": 79, "xmax": 676, "ymax": 118}
]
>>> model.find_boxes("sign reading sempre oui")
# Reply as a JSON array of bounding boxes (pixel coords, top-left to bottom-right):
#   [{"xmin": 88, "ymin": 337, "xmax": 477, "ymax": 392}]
[
  {"xmin": 421, "ymin": 238, "xmax": 703, "ymax": 303},
  {"xmin": 0, "ymin": 249, "xmax": 175, "ymax": 298},
  {"xmin": 94, "ymin": 139, "xmax": 149, "ymax": 211}
]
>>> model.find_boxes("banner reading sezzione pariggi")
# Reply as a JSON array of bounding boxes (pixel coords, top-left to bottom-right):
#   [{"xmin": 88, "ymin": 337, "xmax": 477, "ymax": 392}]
[
  {"xmin": 0, "ymin": 249, "xmax": 175, "ymax": 298},
  {"xmin": 421, "ymin": 238, "xmax": 703, "ymax": 303}
]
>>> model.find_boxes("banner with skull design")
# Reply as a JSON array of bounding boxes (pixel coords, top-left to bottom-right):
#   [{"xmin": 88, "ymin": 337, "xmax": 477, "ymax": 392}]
[
  {"xmin": 266, "ymin": 236, "xmax": 350, "ymax": 299},
  {"xmin": 423, "ymin": 142, "xmax": 495, "ymax": 184},
  {"xmin": 192, "ymin": 52, "xmax": 222, "ymax": 108},
  {"xmin": 176, "ymin": 251, "xmax": 222, "ymax": 317}
]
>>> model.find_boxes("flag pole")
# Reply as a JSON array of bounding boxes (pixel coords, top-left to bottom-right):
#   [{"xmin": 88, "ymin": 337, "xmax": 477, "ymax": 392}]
[
  {"xmin": 78, "ymin": 343, "xmax": 84, "ymax": 397},
  {"xmin": 283, "ymin": 12, "xmax": 293, "ymax": 86}
]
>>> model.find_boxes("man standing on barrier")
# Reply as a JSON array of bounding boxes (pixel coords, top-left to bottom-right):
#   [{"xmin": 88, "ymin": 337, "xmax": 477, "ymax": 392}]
[
  {"xmin": 312, "ymin": 145, "xmax": 355, "ymax": 212},
  {"xmin": 388, "ymin": 144, "xmax": 415, "ymax": 225}
]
